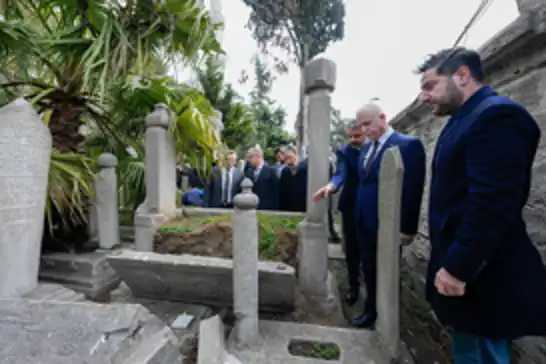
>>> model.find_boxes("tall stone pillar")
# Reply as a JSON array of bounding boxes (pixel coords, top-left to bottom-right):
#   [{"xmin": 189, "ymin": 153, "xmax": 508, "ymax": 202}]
[
  {"xmin": 516, "ymin": 0, "xmax": 546, "ymax": 12},
  {"xmin": 232, "ymin": 178, "xmax": 260, "ymax": 347},
  {"xmin": 297, "ymin": 58, "xmax": 336, "ymax": 303},
  {"xmin": 145, "ymin": 104, "xmax": 176, "ymax": 215},
  {"xmin": 95, "ymin": 153, "xmax": 120, "ymax": 250},
  {"xmin": 376, "ymin": 147, "xmax": 404, "ymax": 361},
  {"xmin": 134, "ymin": 104, "xmax": 177, "ymax": 251}
]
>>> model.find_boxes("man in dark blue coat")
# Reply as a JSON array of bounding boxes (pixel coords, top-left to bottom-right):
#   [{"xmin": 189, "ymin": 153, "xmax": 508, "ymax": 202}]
[
  {"xmin": 245, "ymin": 147, "xmax": 279, "ymax": 210},
  {"xmin": 313, "ymin": 121, "xmax": 366, "ymax": 305},
  {"xmin": 352, "ymin": 103, "xmax": 426, "ymax": 329},
  {"xmin": 417, "ymin": 47, "xmax": 546, "ymax": 363},
  {"xmin": 278, "ymin": 145, "xmax": 307, "ymax": 212}
]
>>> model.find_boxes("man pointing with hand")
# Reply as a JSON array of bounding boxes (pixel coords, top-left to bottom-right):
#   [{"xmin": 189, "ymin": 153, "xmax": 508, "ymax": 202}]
[{"xmin": 314, "ymin": 102, "xmax": 426, "ymax": 329}]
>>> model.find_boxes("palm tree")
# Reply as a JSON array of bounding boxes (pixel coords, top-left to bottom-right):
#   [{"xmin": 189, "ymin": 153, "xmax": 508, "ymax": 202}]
[{"xmin": 0, "ymin": 0, "xmax": 223, "ymax": 244}]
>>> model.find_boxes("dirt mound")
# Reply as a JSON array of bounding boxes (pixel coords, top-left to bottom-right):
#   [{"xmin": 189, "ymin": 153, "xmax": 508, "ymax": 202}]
[{"xmin": 154, "ymin": 221, "xmax": 299, "ymax": 268}]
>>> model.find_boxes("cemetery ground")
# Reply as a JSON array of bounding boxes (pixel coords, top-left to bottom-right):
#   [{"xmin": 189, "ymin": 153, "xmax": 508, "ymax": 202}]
[{"xmin": 111, "ymin": 212, "xmax": 451, "ymax": 363}]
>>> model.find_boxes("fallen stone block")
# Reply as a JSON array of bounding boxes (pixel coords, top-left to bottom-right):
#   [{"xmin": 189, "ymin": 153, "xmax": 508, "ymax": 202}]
[
  {"xmin": 0, "ymin": 298, "xmax": 182, "ymax": 364},
  {"xmin": 39, "ymin": 251, "xmax": 121, "ymax": 301},
  {"xmin": 198, "ymin": 315, "xmax": 226, "ymax": 364},
  {"xmin": 108, "ymin": 250, "xmax": 296, "ymax": 312}
]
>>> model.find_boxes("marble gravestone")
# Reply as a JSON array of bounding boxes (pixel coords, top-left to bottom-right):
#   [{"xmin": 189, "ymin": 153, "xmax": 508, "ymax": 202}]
[
  {"xmin": 0, "ymin": 299, "xmax": 182, "ymax": 364},
  {"xmin": 0, "ymin": 99, "xmax": 52, "ymax": 297}
]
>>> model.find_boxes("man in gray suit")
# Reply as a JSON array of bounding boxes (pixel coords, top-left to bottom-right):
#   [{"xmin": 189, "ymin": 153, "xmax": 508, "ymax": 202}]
[{"xmin": 203, "ymin": 150, "xmax": 244, "ymax": 208}]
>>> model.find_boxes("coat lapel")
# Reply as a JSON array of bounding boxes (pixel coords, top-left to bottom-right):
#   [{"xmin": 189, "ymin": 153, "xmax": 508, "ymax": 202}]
[
  {"xmin": 364, "ymin": 132, "xmax": 398, "ymax": 179},
  {"xmin": 358, "ymin": 143, "xmax": 371, "ymax": 181}
]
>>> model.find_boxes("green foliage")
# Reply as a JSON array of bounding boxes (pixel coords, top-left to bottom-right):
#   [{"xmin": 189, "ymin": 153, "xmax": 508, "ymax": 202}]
[
  {"xmin": 242, "ymin": 0, "xmax": 346, "ymax": 68},
  {"xmin": 0, "ymin": 0, "xmax": 224, "ymax": 233},
  {"xmin": 330, "ymin": 107, "xmax": 354, "ymax": 152},
  {"xmin": 248, "ymin": 56, "xmax": 295, "ymax": 161},
  {"xmin": 196, "ymin": 57, "xmax": 255, "ymax": 153}
]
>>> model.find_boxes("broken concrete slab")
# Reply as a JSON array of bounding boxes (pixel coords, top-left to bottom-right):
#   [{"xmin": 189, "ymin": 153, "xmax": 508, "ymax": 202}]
[
  {"xmin": 23, "ymin": 283, "xmax": 86, "ymax": 302},
  {"xmin": 0, "ymin": 298, "xmax": 182, "ymax": 364},
  {"xmin": 39, "ymin": 251, "xmax": 121, "ymax": 301},
  {"xmin": 226, "ymin": 320, "xmax": 414, "ymax": 364},
  {"xmin": 108, "ymin": 250, "xmax": 296, "ymax": 312},
  {"xmin": 109, "ymin": 282, "xmax": 212, "ymax": 362}
]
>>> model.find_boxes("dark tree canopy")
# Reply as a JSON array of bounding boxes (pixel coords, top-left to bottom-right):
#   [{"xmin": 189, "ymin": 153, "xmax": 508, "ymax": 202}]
[{"xmin": 243, "ymin": 0, "xmax": 345, "ymax": 69}]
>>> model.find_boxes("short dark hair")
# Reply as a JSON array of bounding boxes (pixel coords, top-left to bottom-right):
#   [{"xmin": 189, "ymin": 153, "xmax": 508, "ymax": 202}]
[
  {"xmin": 347, "ymin": 119, "xmax": 359, "ymax": 130},
  {"xmin": 416, "ymin": 47, "xmax": 484, "ymax": 82}
]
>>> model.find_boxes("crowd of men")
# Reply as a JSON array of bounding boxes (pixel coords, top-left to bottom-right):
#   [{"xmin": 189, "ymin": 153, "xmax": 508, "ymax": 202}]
[
  {"xmin": 178, "ymin": 46, "xmax": 546, "ymax": 364},
  {"xmin": 177, "ymin": 143, "xmax": 341, "ymax": 240}
]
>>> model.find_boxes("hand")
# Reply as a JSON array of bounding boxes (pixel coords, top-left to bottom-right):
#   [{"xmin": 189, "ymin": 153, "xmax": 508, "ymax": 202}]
[
  {"xmin": 400, "ymin": 233, "xmax": 414, "ymax": 246},
  {"xmin": 435, "ymin": 268, "xmax": 466, "ymax": 297},
  {"xmin": 312, "ymin": 183, "xmax": 334, "ymax": 201}
]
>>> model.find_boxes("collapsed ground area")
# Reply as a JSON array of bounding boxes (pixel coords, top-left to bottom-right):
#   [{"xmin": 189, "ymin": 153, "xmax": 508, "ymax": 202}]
[{"xmin": 155, "ymin": 214, "xmax": 302, "ymax": 267}]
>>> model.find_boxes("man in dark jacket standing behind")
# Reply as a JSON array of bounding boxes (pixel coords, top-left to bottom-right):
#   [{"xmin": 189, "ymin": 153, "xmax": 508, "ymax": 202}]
[
  {"xmin": 278, "ymin": 145, "xmax": 307, "ymax": 212},
  {"xmin": 418, "ymin": 47, "xmax": 546, "ymax": 364},
  {"xmin": 245, "ymin": 147, "xmax": 279, "ymax": 210}
]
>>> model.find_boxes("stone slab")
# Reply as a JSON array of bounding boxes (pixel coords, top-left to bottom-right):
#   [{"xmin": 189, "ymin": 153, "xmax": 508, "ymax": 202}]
[
  {"xmin": 328, "ymin": 244, "xmax": 345, "ymax": 260},
  {"xmin": 179, "ymin": 207, "xmax": 304, "ymax": 218},
  {"xmin": 198, "ymin": 315, "xmax": 227, "ymax": 364},
  {"xmin": 39, "ymin": 251, "xmax": 121, "ymax": 300},
  {"xmin": 109, "ymin": 282, "xmax": 212, "ymax": 362},
  {"xmin": 0, "ymin": 298, "xmax": 182, "ymax": 364},
  {"xmin": 23, "ymin": 283, "xmax": 86, "ymax": 302},
  {"xmin": 227, "ymin": 320, "xmax": 414, "ymax": 364},
  {"xmin": 0, "ymin": 99, "xmax": 52, "ymax": 298},
  {"xmin": 108, "ymin": 250, "xmax": 296, "ymax": 312}
]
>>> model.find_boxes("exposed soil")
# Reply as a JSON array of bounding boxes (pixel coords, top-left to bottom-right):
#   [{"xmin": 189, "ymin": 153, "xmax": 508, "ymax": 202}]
[{"xmin": 154, "ymin": 217, "xmax": 300, "ymax": 268}]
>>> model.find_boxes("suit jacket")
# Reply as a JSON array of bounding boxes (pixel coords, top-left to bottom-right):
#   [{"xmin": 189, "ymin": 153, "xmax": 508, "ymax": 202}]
[
  {"xmin": 356, "ymin": 131, "xmax": 426, "ymax": 236},
  {"xmin": 427, "ymin": 85, "xmax": 546, "ymax": 339},
  {"xmin": 331, "ymin": 143, "xmax": 361, "ymax": 214},
  {"xmin": 278, "ymin": 162, "xmax": 307, "ymax": 212},
  {"xmin": 273, "ymin": 161, "xmax": 286, "ymax": 178},
  {"xmin": 203, "ymin": 166, "xmax": 244, "ymax": 207},
  {"xmin": 245, "ymin": 163, "xmax": 278, "ymax": 210}
]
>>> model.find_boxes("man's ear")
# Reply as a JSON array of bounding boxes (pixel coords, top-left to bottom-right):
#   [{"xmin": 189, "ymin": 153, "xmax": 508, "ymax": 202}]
[{"xmin": 454, "ymin": 65, "xmax": 472, "ymax": 86}]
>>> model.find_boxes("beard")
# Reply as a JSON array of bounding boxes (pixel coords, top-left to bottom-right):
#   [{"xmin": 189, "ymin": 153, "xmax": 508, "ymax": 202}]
[{"xmin": 431, "ymin": 81, "xmax": 464, "ymax": 116}]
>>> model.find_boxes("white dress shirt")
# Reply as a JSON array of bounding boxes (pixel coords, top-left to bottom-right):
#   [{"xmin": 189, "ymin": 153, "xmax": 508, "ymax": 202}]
[
  {"xmin": 363, "ymin": 127, "xmax": 395, "ymax": 168},
  {"xmin": 221, "ymin": 167, "xmax": 234, "ymax": 203}
]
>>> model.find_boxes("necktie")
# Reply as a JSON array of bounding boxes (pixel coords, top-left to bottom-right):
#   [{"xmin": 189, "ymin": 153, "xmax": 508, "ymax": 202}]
[
  {"xmin": 222, "ymin": 168, "xmax": 230, "ymax": 203},
  {"xmin": 365, "ymin": 141, "xmax": 379, "ymax": 172}
]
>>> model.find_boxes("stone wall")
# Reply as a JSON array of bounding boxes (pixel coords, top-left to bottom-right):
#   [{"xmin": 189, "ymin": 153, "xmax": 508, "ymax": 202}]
[{"xmin": 391, "ymin": 9, "xmax": 546, "ymax": 363}]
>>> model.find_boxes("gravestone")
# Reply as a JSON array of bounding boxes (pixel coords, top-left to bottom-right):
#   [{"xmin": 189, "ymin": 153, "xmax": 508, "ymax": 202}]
[
  {"xmin": 0, "ymin": 299, "xmax": 182, "ymax": 364},
  {"xmin": 95, "ymin": 153, "xmax": 120, "ymax": 249},
  {"xmin": 232, "ymin": 178, "xmax": 260, "ymax": 347},
  {"xmin": 135, "ymin": 104, "xmax": 177, "ymax": 252},
  {"xmin": 0, "ymin": 99, "xmax": 52, "ymax": 297},
  {"xmin": 297, "ymin": 58, "xmax": 340, "ymax": 313},
  {"xmin": 376, "ymin": 147, "xmax": 404, "ymax": 360}
]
